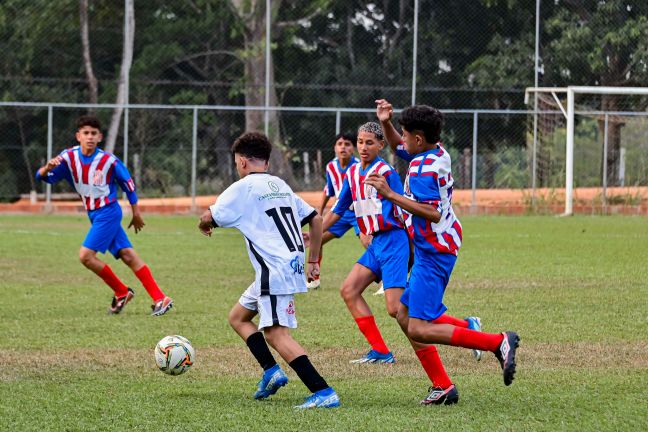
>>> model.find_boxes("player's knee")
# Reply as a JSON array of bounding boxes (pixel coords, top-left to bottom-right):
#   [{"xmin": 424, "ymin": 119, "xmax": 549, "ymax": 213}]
[
  {"xmin": 119, "ymin": 248, "xmax": 136, "ymax": 266},
  {"xmin": 386, "ymin": 303, "xmax": 399, "ymax": 319},
  {"xmin": 79, "ymin": 250, "xmax": 93, "ymax": 267},
  {"xmin": 407, "ymin": 322, "xmax": 426, "ymax": 343},
  {"xmin": 339, "ymin": 282, "xmax": 354, "ymax": 302},
  {"xmin": 396, "ymin": 311, "xmax": 409, "ymax": 333}
]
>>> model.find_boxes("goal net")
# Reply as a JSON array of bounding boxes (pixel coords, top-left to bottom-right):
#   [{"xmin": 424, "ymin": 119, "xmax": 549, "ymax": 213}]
[{"xmin": 525, "ymin": 86, "xmax": 648, "ymax": 214}]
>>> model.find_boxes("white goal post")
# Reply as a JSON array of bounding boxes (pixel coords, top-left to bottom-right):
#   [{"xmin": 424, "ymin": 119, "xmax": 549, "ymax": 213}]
[{"xmin": 525, "ymin": 86, "xmax": 648, "ymax": 215}]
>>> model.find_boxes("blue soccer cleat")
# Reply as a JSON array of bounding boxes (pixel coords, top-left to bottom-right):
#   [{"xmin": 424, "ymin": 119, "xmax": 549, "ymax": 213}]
[
  {"xmin": 254, "ymin": 365, "xmax": 289, "ymax": 400},
  {"xmin": 350, "ymin": 349, "xmax": 395, "ymax": 364},
  {"xmin": 465, "ymin": 316, "xmax": 483, "ymax": 361},
  {"xmin": 294, "ymin": 387, "xmax": 340, "ymax": 409}
]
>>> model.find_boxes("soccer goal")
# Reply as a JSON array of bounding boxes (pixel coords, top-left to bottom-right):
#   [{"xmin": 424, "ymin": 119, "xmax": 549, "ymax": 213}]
[{"xmin": 525, "ymin": 86, "xmax": 648, "ymax": 215}]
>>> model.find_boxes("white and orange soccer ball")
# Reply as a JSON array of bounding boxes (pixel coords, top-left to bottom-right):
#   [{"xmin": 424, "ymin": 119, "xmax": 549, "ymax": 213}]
[{"xmin": 155, "ymin": 335, "xmax": 195, "ymax": 375}]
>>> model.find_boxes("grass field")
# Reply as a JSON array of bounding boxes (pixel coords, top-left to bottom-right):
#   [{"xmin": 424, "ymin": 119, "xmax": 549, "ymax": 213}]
[{"xmin": 1, "ymin": 214, "xmax": 647, "ymax": 431}]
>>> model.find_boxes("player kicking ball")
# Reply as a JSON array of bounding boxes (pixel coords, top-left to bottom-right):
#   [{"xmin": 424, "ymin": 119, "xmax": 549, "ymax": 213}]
[
  {"xmin": 365, "ymin": 100, "xmax": 520, "ymax": 405},
  {"xmin": 36, "ymin": 115, "xmax": 173, "ymax": 316},
  {"xmin": 198, "ymin": 132, "xmax": 339, "ymax": 409}
]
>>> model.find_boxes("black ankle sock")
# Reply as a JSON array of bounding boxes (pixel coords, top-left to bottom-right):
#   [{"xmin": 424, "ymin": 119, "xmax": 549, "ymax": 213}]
[
  {"xmin": 245, "ymin": 332, "xmax": 277, "ymax": 371},
  {"xmin": 288, "ymin": 355, "xmax": 328, "ymax": 393}
]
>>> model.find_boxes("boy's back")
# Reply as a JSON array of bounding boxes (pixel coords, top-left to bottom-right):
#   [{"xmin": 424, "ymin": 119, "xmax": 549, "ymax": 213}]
[{"xmin": 210, "ymin": 172, "xmax": 316, "ymax": 295}]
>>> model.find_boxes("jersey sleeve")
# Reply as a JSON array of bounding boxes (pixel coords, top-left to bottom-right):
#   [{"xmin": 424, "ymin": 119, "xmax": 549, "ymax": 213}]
[
  {"xmin": 35, "ymin": 159, "xmax": 71, "ymax": 185},
  {"xmin": 113, "ymin": 159, "xmax": 138, "ymax": 204},
  {"xmin": 294, "ymin": 196, "xmax": 317, "ymax": 226},
  {"xmin": 209, "ymin": 182, "xmax": 245, "ymax": 228},
  {"xmin": 395, "ymin": 143, "xmax": 415, "ymax": 162},
  {"xmin": 324, "ymin": 170, "xmax": 335, "ymax": 197},
  {"xmin": 384, "ymin": 166, "xmax": 405, "ymax": 195},
  {"xmin": 332, "ymin": 174, "xmax": 352, "ymax": 216}
]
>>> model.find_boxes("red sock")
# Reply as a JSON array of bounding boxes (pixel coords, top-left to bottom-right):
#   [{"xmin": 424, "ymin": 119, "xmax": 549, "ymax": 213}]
[
  {"xmin": 98, "ymin": 265, "xmax": 129, "ymax": 297},
  {"xmin": 432, "ymin": 314, "xmax": 469, "ymax": 328},
  {"xmin": 415, "ymin": 346, "xmax": 452, "ymax": 388},
  {"xmin": 450, "ymin": 327, "xmax": 504, "ymax": 352},
  {"xmin": 355, "ymin": 315, "xmax": 390, "ymax": 354},
  {"xmin": 134, "ymin": 265, "xmax": 165, "ymax": 302}
]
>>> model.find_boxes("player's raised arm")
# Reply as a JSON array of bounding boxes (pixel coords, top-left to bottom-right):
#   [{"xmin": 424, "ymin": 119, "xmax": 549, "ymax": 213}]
[{"xmin": 375, "ymin": 99, "xmax": 402, "ymax": 152}]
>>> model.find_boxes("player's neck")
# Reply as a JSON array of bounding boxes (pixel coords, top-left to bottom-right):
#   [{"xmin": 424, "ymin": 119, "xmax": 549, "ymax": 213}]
[
  {"xmin": 361, "ymin": 158, "xmax": 376, "ymax": 170},
  {"xmin": 338, "ymin": 156, "xmax": 352, "ymax": 168}
]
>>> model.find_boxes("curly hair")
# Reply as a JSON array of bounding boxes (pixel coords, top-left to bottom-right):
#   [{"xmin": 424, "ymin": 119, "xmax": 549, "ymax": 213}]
[
  {"xmin": 357, "ymin": 122, "xmax": 384, "ymax": 140},
  {"xmin": 231, "ymin": 132, "xmax": 272, "ymax": 161},
  {"xmin": 398, "ymin": 105, "xmax": 444, "ymax": 143}
]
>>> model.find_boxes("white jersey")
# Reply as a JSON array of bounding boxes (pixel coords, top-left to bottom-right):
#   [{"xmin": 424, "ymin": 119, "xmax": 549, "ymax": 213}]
[{"xmin": 210, "ymin": 173, "xmax": 317, "ymax": 296}]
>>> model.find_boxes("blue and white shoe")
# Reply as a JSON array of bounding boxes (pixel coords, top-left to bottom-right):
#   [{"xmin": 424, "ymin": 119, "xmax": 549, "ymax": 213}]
[
  {"xmin": 254, "ymin": 365, "xmax": 288, "ymax": 400},
  {"xmin": 294, "ymin": 387, "xmax": 340, "ymax": 409},
  {"xmin": 350, "ymin": 349, "xmax": 395, "ymax": 364},
  {"xmin": 465, "ymin": 316, "xmax": 483, "ymax": 361}
]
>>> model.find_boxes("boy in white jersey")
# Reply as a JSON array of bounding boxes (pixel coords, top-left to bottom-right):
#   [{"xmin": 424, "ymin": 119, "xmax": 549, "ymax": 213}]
[
  {"xmin": 198, "ymin": 132, "xmax": 339, "ymax": 409},
  {"xmin": 365, "ymin": 100, "xmax": 519, "ymax": 405},
  {"xmin": 35, "ymin": 115, "xmax": 173, "ymax": 316}
]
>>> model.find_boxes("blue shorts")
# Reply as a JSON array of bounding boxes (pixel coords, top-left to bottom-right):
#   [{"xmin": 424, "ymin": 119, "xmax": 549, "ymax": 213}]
[
  {"xmin": 401, "ymin": 248, "xmax": 457, "ymax": 321},
  {"xmin": 83, "ymin": 203, "xmax": 133, "ymax": 259},
  {"xmin": 328, "ymin": 209, "xmax": 359, "ymax": 238},
  {"xmin": 357, "ymin": 228, "xmax": 409, "ymax": 289}
]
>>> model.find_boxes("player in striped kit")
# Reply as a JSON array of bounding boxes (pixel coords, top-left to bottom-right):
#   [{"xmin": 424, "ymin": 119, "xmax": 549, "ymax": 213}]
[
  {"xmin": 35, "ymin": 115, "xmax": 173, "ymax": 316},
  {"xmin": 322, "ymin": 122, "xmax": 409, "ymax": 364},
  {"xmin": 366, "ymin": 100, "xmax": 519, "ymax": 405},
  {"xmin": 307, "ymin": 132, "xmax": 366, "ymax": 290}
]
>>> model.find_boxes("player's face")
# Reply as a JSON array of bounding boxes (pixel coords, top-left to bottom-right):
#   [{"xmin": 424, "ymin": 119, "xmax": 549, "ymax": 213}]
[
  {"xmin": 334, "ymin": 138, "xmax": 354, "ymax": 161},
  {"xmin": 356, "ymin": 131, "xmax": 384, "ymax": 165},
  {"xmin": 401, "ymin": 128, "xmax": 422, "ymax": 154},
  {"xmin": 76, "ymin": 126, "xmax": 102, "ymax": 155}
]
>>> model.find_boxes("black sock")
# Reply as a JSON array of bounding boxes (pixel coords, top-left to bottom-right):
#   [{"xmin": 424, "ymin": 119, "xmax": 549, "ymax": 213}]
[
  {"xmin": 245, "ymin": 332, "xmax": 277, "ymax": 371},
  {"xmin": 288, "ymin": 355, "xmax": 328, "ymax": 393}
]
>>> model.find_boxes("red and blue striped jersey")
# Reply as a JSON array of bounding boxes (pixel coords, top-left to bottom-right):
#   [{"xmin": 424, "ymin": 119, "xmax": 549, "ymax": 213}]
[
  {"xmin": 333, "ymin": 157, "xmax": 405, "ymax": 236},
  {"xmin": 36, "ymin": 146, "xmax": 138, "ymax": 211},
  {"xmin": 396, "ymin": 143, "xmax": 462, "ymax": 256},
  {"xmin": 324, "ymin": 156, "xmax": 359, "ymax": 199}
]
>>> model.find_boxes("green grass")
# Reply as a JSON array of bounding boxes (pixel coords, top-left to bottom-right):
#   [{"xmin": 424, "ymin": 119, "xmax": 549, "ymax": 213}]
[{"xmin": 1, "ymin": 215, "xmax": 647, "ymax": 431}]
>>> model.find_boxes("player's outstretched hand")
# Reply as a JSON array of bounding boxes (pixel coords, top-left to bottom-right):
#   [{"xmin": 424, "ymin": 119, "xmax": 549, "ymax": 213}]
[
  {"xmin": 307, "ymin": 262, "xmax": 320, "ymax": 281},
  {"xmin": 198, "ymin": 210, "xmax": 214, "ymax": 237},
  {"xmin": 42, "ymin": 156, "xmax": 63, "ymax": 174},
  {"xmin": 364, "ymin": 173, "xmax": 392, "ymax": 198},
  {"xmin": 359, "ymin": 232, "xmax": 373, "ymax": 248},
  {"xmin": 375, "ymin": 99, "xmax": 393, "ymax": 122},
  {"xmin": 129, "ymin": 213, "xmax": 145, "ymax": 234}
]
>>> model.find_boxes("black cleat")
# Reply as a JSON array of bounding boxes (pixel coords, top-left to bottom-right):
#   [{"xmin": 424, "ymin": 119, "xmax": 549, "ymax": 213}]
[
  {"xmin": 108, "ymin": 288, "xmax": 135, "ymax": 314},
  {"xmin": 420, "ymin": 384, "xmax": 459, "ymax": 405},
  {"xmin": 495, "ymin": 331, "xmax": 520, "ymax": 386},
  {"xmin": 151, "ymin": 296, "xmax": 174, "ymax": 316}
]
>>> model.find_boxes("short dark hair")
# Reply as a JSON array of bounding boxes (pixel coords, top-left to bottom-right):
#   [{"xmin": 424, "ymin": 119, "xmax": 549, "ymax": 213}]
[
  {"xmin": 77, "ymin": 115, "xmax": 102, "ymax": 131},
  {"xmin": 335, "ymin": 132, "xmax": 357, "ymax": 147},
  {"xmin": 231, "ymin": 132, "xmax": 272, "ymax": 161},
  {"xmin": 398, "ymin": 105, "xmax": 444, "ymax": 143}
]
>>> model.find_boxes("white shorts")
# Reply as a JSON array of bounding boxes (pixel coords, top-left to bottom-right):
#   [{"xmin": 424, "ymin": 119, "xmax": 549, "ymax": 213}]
[{"xmin": 239, "ymin": 283, "xmax": 298, "ymax": 329}]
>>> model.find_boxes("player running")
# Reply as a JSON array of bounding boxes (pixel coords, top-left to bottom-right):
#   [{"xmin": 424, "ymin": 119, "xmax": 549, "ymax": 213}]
[
  {"xmin": 35, "ymin": 115, "xmax": 173, "ymax": 316},
  {"xmin": 365, "ymin": 99, "xmax": 520, "ymax": 405},
  {"xmin": 198, "ymin": 132, "xmax": 339, "ymax": 409},
  {"xmin": 322, "ymin": 122, "xmax": 408, "ymax": 364}
]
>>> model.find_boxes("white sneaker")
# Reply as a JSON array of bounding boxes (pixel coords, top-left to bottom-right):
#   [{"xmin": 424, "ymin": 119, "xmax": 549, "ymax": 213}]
[
  {"xmin": 373, "ymin": 282, "xmax": 384, "ymax": 296},
  {"xmin": 306, "ymin": 279, "xmax": 321, "ymax": 290}
]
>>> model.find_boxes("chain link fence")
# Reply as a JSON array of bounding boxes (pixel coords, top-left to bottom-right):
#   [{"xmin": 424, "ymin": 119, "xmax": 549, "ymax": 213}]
[{"xmin": 1, "ymin": 1, "xmax": 647, "ymax": 212}]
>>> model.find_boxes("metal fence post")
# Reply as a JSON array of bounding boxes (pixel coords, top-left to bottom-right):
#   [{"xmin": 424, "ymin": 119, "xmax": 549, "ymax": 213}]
[
  {"xmin": 335, "ymin": 110, "xmax": 341, "ymax": 135},
  {"xmin": 602, "ymin": 113, "xmax": 608, "ymax": 211},
  {"xmin": 471, "ymin": 112, "xmax": 478, "ymax": 211},
  {"xmin": 46, "ymin": 105, "xmax": 53, "ymax": 209},
  {"xmin": 191, "ymin": 107, "xmax": 198, "ymax": 213}
]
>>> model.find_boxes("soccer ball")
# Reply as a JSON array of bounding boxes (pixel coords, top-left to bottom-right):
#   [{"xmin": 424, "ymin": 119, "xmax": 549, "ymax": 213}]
[{"xmin": 155, "ymin": 335, "xmax": 195, "ymax": 375}]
